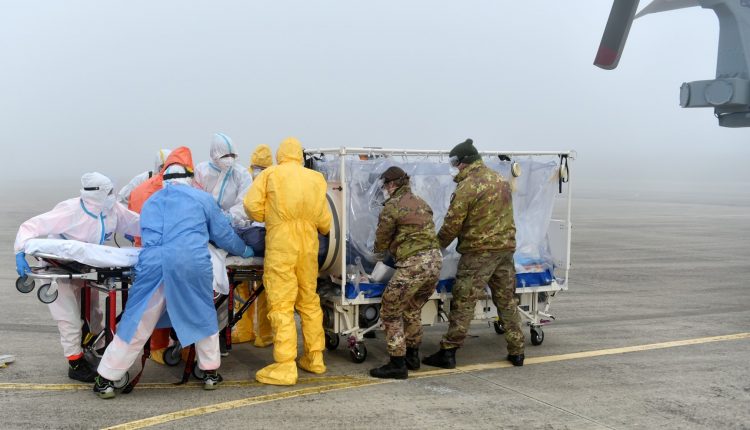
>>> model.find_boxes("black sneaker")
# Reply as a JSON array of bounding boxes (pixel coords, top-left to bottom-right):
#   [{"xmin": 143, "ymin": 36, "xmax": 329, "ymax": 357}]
[
  {"xmin": 202, "ymin": 370, "xmax": 223, "ymax": 390},
  {"xmin": 68, "ymin": 357, "xmax": 97, "ymax": 382},
  {"xmin": 93, "ymin": 375, "xmax": 116, "ymax": 399},
  {"xmin": 507, "ymin": 354, "xmax": 525, "ymax": 367}
]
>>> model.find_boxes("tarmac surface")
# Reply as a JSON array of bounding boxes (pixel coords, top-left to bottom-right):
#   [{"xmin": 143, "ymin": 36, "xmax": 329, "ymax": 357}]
[{"xmin": 1, "ymin": 189, "xmax": 749, "ymax": 430}]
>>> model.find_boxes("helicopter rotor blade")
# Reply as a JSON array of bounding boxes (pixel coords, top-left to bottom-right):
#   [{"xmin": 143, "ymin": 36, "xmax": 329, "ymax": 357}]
[
  {"xmin": 594, "ymin": 0, "xmax": 640, "ymax": 70},
  {"xmin": 635, "ymin": 0, "xmax": 700, "ymax": 19}
]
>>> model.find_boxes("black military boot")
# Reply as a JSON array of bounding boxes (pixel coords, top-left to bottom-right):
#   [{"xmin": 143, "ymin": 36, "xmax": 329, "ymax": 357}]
[
  {"xmin": 404, "ymin": 347, "xmax": 420, "ymax": 370},
  {"xmin": 507, "ymin": 353, "xmax": 525, "ymax": 367},
  {"xmin": 422, "ymin": 348, "xmax": 456, "ymax": 369},
  {"xmin": 68, "ymin": 357, "xmax": 97, "ymax": 382},
  {"xmin": 369, "ymin": 356, "xmax": 408, "ymax": 379}
]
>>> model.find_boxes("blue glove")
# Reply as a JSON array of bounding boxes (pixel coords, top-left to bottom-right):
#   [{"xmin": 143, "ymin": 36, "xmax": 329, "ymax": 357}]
[
  {"xmin": 124, "ymin": 234, "xmax": 135, "ymax": 243},
  {"xmin": 241, "ymin": 246, "xmax": 255, "ymax": 258},
  {"xmin": 15, "ymin": 252, "xmax": 30, "ymax": 277}
]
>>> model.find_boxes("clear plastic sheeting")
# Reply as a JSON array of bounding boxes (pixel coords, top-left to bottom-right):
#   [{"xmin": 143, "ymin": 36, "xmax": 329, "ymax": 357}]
[{"xmin": 312, "ymin": 154, "xmax": 560, "ymax": 282}]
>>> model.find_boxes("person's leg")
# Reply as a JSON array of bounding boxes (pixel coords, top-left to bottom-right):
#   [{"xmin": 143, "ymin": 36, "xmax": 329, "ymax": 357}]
[
  {"xmin": 195, "ymin": 332, "xmax": 222, "ymax": 390},
  {"xmin": 488, "ymin": 251, "xmax": 525, "ymax": 363},
  {"xmin": 296, "ymin": 252, "xmax": 325, "ymax": 374},
  {"xmin": 256, "ymin": 249, "xmax": 299, "ymax": 386},
  {"xmin": 369, "ymin": 266, "xmax": 408, "ymax": 379},
  {"xmin": 97, "ymin": 286, "xmax": 166, "ymax": 382},
  {"xmin": 253, "ymin": 291, "xmax": 273, "ymax": 347},
  {"xmin": 402, "ymin": 249, "xmax": 442, "ymax": 369},
  {"xmin": 48, "ymin": 279, "xmax": 84, "ymax": 360}
]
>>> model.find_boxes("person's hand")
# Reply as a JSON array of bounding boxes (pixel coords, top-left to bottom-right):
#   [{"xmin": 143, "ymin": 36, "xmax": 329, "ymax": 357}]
[
  {"xmin": 15, "ymin": 252, "xmax": 30, "ymax": 277},
  {"xmin": 241, "ymin": 246, "xmax": 255, "ymax": 258},
  {"xmin": 124, "ymin": 234, "xmax": 135, "ymax": 243}
]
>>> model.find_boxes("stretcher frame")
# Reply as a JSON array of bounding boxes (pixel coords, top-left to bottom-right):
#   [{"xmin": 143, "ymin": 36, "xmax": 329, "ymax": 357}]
[
  {"xmin": 305, "ymin": 147, "xmax": 574, "ymax": 363},
  {"xmin": 15, "ymin": 253, "xmax": 134, "ymax": 387}
]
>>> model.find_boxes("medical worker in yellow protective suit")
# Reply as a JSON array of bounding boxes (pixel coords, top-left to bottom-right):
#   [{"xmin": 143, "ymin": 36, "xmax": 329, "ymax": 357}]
[
  {"xmin": 244, "ymin": 137, "xmax": 332, "ymax": 386},
  {"xmin": 232, "ymin": 144, "xmax": 274, "ymax": 347}
]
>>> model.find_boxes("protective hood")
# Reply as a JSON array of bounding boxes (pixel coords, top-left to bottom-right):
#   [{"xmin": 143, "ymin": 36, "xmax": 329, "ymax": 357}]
[
  {"xmin": 154, "ymin": 149, "xmax": 172, "ymax": 173},
  {"xmin": 162, "ymin": 164, "xmax": 192, "ymax": 187},
  {"xmin": 251, "ymin": 144, "xmax": 273, "ymax": 168},
  {"xmin": 129, "ymin": 146, "xmax": 194, "ymax": 214},
  {"xmin": 210, "ymin": 132, "xmax": 236, "ymax": 170},
  {"xmin": 276, "ymin": 137, "xmax": 303, "ymax": 165},
  {"xmin": 80, "ymin": 172, "xmax": 115, "ymax": 212},
  {"xmin": 161, "ymin": 146, "xmax": 194, "ymax": 174}
]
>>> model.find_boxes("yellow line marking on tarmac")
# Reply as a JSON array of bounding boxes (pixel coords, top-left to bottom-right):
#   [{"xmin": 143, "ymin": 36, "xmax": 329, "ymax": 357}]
[
  {"xmin": 103, "ymin": 332, "xmax": 750, "ymax": 429},
  {"xmin": 102, "ymin": 379, "xmax": 393, "ymax": 430}
]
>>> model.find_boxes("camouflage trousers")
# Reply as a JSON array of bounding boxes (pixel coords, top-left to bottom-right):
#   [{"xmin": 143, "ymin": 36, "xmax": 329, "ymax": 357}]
[
  {"xmin": 440, "ymin": 250, "xmax": 524, "ymax": 355},
  {"xmin": 381, "ymin": 249, "xmax": 442, "ymax": 357}
]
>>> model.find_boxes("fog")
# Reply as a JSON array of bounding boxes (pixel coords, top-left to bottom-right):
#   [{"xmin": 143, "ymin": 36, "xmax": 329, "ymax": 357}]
[{"xmin": 1, "ymin": 1, "xmax": 748, "ymax": 198}]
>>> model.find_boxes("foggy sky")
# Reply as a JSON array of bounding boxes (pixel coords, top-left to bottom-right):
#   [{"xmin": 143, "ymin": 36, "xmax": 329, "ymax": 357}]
[{"xmin": 1, "ymin": 1, "xmax": 748, "ymax": 196}]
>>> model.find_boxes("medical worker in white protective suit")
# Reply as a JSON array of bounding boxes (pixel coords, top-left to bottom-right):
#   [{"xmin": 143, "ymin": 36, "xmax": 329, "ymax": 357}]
[
  {"xmin": 194, "ymin": 133, "xmax": 254, "ymax": 352},
  {"xmin": 117, "ymin": 149, "xmax": 171, "ymax": 205},
  {"xmin": 14, "ymin": 173, "xmax": 140, "ymax": 382},
  {"xmin": 244, "ymin": 137, "xmax": 332, "ymax": 386},
  {"xmin": 94, "ymin": 163, "xmax": 253, "ymax": 399}
]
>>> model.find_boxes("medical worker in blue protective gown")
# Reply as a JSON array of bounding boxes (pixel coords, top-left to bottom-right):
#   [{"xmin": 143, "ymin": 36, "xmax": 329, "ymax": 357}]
[
  {"xmin": 14, "ymin": 172, "xmax": 140, "ymax": 382},
  {"xmin": 194, "ymin": 133, "xmax": 253, "ymax": 227},
  {"xmin": 94, "ymin": 164, "xmax": 254, "ymax": 399},
  {"xmin": 244, "ymin": 137, "xmax": 332, "ymax": 386}
]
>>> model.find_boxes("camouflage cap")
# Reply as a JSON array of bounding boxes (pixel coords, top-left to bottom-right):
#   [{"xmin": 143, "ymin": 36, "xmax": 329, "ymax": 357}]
[{"xmin": 449, "ymin": 138, "xmax": 480, "ymax": 164}]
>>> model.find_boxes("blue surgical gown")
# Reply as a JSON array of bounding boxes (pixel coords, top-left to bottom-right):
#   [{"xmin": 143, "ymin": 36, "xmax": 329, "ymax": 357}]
[{"xmin": 116, "ymin": 184, "xmax": 246, "ymax": 347}]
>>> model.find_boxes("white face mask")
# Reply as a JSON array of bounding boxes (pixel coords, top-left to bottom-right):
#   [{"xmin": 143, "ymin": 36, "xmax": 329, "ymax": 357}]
[
  {"xmin": 252, "ymin": 167, "xmax": 264, "ymax": 179},
  {"xmin": 216, "ymin": 157, "xmax": 234, "ymax": 171},
  {"xmin": 449, "ymin": 167, "xmax": 459, "ymax": 177},
  {"xmin": 382, "ymin": 189, "xmax": 390, "ymax": 200}
]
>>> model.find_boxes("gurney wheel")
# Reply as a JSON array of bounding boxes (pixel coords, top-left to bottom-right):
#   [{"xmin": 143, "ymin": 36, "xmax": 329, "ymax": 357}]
[
  {"xmin": 349, "ymin": 342, "xmax": 367, "ymax": 363},
  {"xmin": 530, "ymin": 327, "xmax": 544, "ymax": 346},
  {"xmin": 493, "ymin": 320, "xmax": 505, "ymax": 335},
  {"xmin": 113, "ymin": 372, "xmax": 130, "ymax": 389},
  {"xmin": 163, "ymin": 345, "xmax": 182, "ymax": 367},
  {"xmin": 15, "ymin": 277, "xmax": 35, "ymax": 294},
  {"xmin": 37, "ymin": 283, "xmax": 58, "ymax": 304},
  {"xmin": 325, "ymin": 332, "xmax": 339, "ymax": 350}
]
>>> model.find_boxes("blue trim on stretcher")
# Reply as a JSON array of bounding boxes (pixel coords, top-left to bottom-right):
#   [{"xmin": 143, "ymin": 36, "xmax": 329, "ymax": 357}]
[{"xmin": 344, "ymin": 270, "xmax": 554, "ymax": 299}]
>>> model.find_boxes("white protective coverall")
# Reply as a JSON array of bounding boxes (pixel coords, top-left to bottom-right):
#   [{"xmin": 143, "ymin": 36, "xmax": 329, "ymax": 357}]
[
  {"xmin": 244, "ymin": 137, "xmax": 332, "ymax": 386},
  {"xmin": 117, "ymin": 149, "xmax": 171, "ymax": 205},
  {"xmin": 14, "ymin": 172, "xmax": 140, "ymax": 359}
]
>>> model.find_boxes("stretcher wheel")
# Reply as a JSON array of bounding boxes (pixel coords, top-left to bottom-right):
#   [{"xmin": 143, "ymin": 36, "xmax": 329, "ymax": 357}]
[
  {"xmin": 163, "ymin": 345, "xmax": 182, "ymax": 367},
  {"xmin": 113, "ymin": 372, "xmax": 130, "ymax": 389},
  {"xmin": 493, "ymin": 320, "xmax": 505, "ymax": 335},
  {"xmin": 15, "ymin": 277, "xmax": 35, "ymax": 294},
  {"xmin": 192, "ymin": 366, "xmax": 205, "ymax": 380},
  {"xmin": 325, "ymin": 332, "xmax": 339, "ymax": 350},
  {"xmin": 349, "ymin": 342, "xmax": 367, "ymax": 363},
  {"xmin": 530, "ymin": 327, "xmax": 544, "ymax": 346},
  {"xmin": 37, "ymin": 283, "xmax": 58, "ymax": 304}
]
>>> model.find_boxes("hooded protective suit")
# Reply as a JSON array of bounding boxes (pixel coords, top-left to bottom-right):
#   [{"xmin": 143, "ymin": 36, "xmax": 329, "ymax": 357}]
[
  {"xmin": 117, "ymin": 149, "xmax": 171, "ymax": 205},
  {"xmin": 194, "ymin": 133, "xmax": 253, "ymax": 227},
  {"xmin": 14, "ymin": 172, "xmax": 140, "ymax": 360},
  {"xmin": 244, "ymin": 137, "xmax": 332, "ymax": 385},
  {"xmin": 98, "ymin": 174, "xmax": 248, "ymax": 382}
]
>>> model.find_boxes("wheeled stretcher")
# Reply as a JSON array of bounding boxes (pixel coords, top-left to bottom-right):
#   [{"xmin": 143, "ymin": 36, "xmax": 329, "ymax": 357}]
[
  {"xmin": 16, "ymin": 238, "xmax": 138, "ymax": 388},
  {"xmin": 306, "ymin": 147, "xmax": 574, "ymax": 363}
]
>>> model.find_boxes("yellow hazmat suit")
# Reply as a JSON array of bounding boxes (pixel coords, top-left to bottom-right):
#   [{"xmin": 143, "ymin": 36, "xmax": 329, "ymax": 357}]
[
  {"xmin": 231, "ymin": 144, "xmax": 275, "ymax": 347},
  {"xmin": 244, "ymin": 137, "xmax": 332, "ymax": 385}
]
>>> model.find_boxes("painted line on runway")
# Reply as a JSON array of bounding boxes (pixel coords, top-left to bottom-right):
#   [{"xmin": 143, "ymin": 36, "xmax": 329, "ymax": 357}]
[
  {"xmin": 102, "ymin": 332, "xmax": 750, "ymax": 429},
  {"xmin": 0, "ymin": 375, "xmax": 362, "ymax": 392},
  {"xmin": 102, "ymin": 378, "xmax": 394, "ymax": 430}
]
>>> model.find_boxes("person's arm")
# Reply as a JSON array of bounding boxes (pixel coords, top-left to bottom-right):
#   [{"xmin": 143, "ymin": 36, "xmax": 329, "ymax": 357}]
[
  {"xmin": 437, "ymin": 183, "xmax": 472, "ymax": 249},
  {"xmin": 206, "ymin": 195, "xmax": 247, "ymax": 256},
  {"xmin": 13, "ymin": 200, "xmax": 75, "ymax": 253},
  {"xmin": 244, "ymin": 168, "xmax": 268, "ymax": 223},
  {"xmin": 228, "ymin": 169, "xmax": 254, "ymax": 226},
  {"xmin": 113, "ymin": 203, "xmax": 141, "ymax": 237},
  {"xmin": 373, "ymin": 201, "xmax": 397, "ymax": 260},
  {"xmin": 315, "ymin": 176, "xmax": 332, "ymax": 236},
  {"xmin": 117, "ymin": 171, "xmax": 148, "ymax": 205}
]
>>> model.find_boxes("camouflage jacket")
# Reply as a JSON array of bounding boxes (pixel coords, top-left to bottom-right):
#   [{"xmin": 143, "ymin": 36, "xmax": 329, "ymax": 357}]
[
  {"xmin": 438, "ymin": 161, "xmax": 516, "ymax": 253},
  {"xmin": 374, "ymin": 185, "xmax": 440, "ymax": 263}
]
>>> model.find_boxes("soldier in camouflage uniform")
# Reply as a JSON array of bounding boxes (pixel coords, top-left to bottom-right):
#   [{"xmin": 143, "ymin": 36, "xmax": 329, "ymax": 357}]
[
  {"xmin": 423, "ymin": 139, "xmax": 525, "ymax": 369},
  {"xmin": 369, "ymin": 166, "xmax": 442, "ymax": 379}
]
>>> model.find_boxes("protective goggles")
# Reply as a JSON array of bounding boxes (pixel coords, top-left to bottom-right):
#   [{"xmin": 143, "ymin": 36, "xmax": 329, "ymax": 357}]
[
  {"xmin": 163, "ymin": 171, "xmax": 195, "ymax": 180},
  {"xmin": 449, "ymin": 156, "xmax": 461, "ymax": 167}
]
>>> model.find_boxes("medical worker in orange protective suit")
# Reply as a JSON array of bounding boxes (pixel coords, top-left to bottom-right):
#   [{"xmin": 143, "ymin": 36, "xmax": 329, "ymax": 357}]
[
  {"xmin": 232, "ymin": 144, "xmax": 275, "ymax": 347},
  {"xmin": 244, "ymin": 137, "xmax": 332, "ymax": 386}
]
